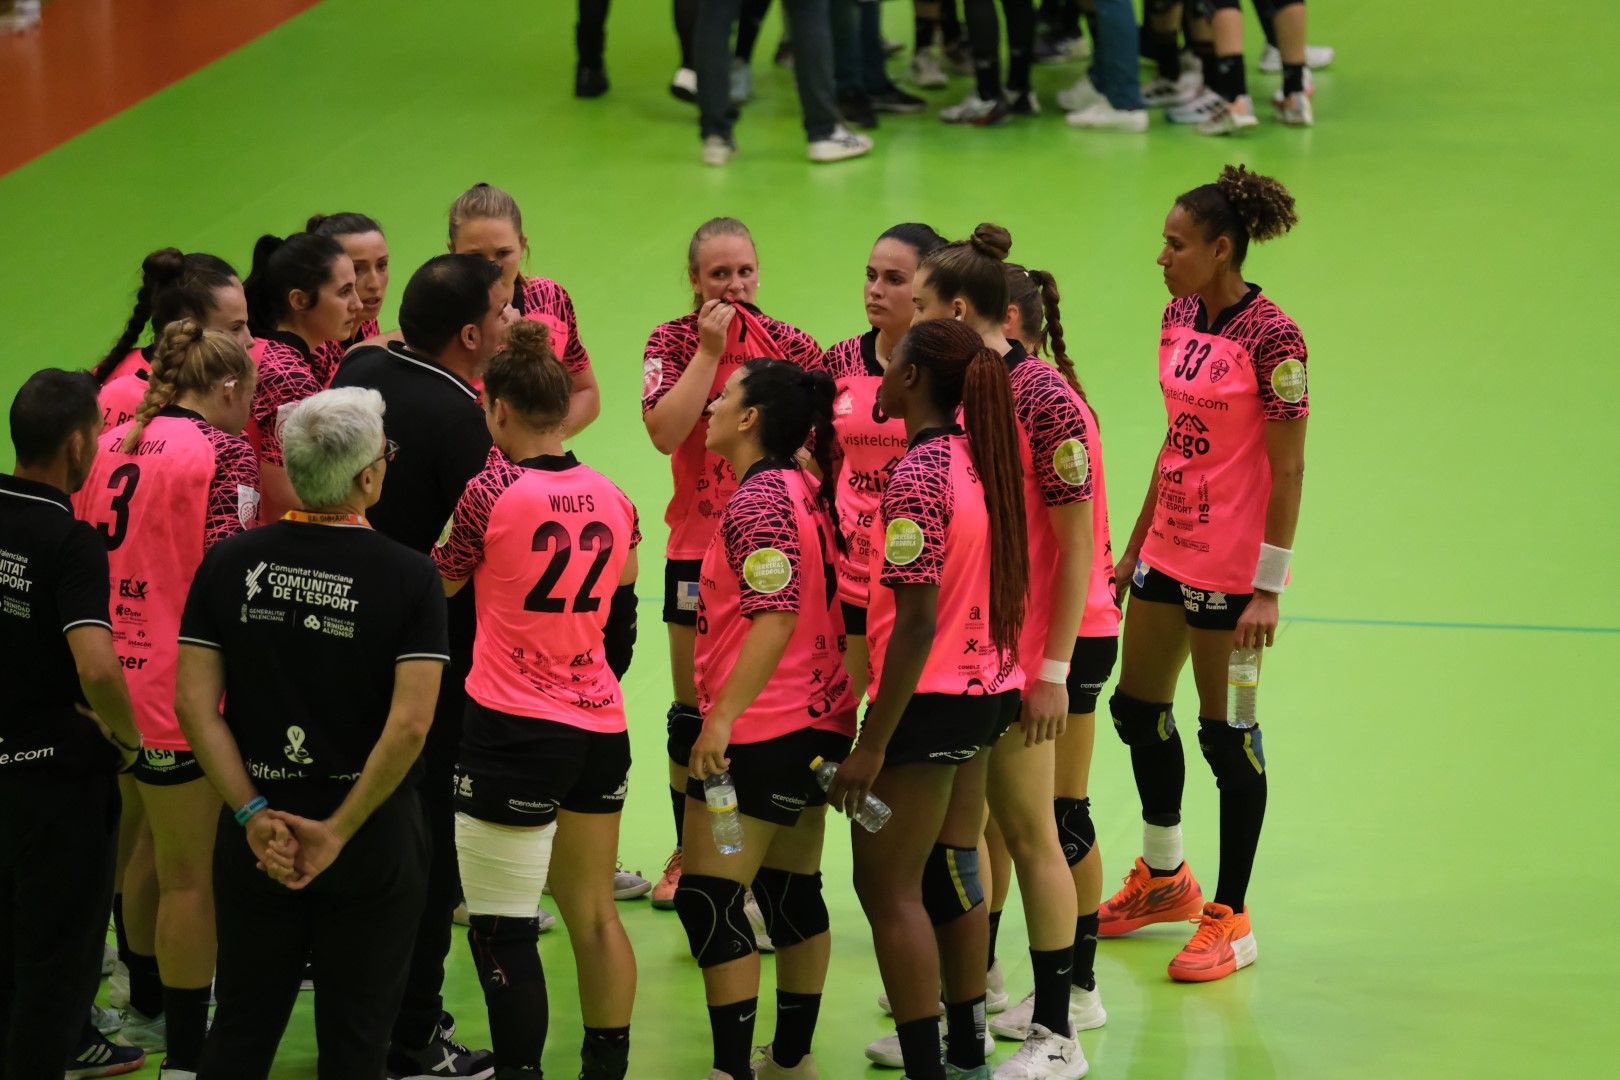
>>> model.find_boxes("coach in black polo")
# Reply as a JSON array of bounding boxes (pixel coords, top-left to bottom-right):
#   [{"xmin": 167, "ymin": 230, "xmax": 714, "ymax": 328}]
[
  {"xmin": 0, "ymin": 370, "xmax": 142, "ymax": 1079},
  {"xmin": 330, "ymin": 253, "xmax": 507, "ymax": 1078}
]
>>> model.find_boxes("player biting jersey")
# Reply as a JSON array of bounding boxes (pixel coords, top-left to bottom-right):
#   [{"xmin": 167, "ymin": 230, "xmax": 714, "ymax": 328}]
[
  {"xmin": 435, "ymin": 321, "xmax": 640, "ymax": 1080},
  {"xmin": 1104, "ymin": 164, "xmax": 1309, "ymax": 986},
  {"xmin": 308, "ymin": 212, "xmax": 390, "ymax": 383},
  {"xmin": 640, "ymin": 216, "xmax": 820, "ymax": 908},
  {"xmin": 678, "ymin": 358, "xmax": 856, "ymax": 1080}
]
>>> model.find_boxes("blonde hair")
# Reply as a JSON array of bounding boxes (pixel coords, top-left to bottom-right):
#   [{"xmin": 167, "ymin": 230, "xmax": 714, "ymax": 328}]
[
  {"xmin": 686, "ymin": 217, "xmax": 754, "ymax": 308},
  {"xmin": 448, "ymin": 182, "xmax": 524, "ymax": 247},
  {"xmin": 121, "ymin": 320, "xmax": 253, "ymax": 453}
]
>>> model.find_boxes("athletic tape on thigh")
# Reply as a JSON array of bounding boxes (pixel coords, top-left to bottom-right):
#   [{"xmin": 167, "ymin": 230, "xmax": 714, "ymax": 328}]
[
  {"xmin": 922, "ymin": 844, "xmax": 983, "ymax": 926},
  {"xmin": 674, "ymin": 874, "xmax": 756, "ymax": 968},
  {"xmin": 455, "ymin": 812, "xmax": 555, "ymax": 918},
  {"xmin": 751, "ymin": 866, "xmax": 829, "ymax": 947},
  {"xmin": 1196, "ymin": 719, "xmax": 1266, "ymax": 789},
  {"xmin": 1054, "ymin": 796, "xmax": 1095, "ymax": 867},
  {"xmin": 1110, "ymin": 691, "xmax": 1177, "ymax": 746}
]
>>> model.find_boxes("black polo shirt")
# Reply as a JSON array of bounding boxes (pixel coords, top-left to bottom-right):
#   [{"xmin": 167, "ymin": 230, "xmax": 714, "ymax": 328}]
[
  {"xmin": 0, "ymin": 474, "xmax": 119, "ymax": 775},
  {"xmin": 178, "ymin": 516, "xmax": 450, "ymax": 817}
]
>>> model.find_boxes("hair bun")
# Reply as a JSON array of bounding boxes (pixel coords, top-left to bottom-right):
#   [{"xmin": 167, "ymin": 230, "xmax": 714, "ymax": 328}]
[
  {"xmin": 1215, "ymin": 164, "xmax": 1298, "ymax": 243},
  {"xmin": 969, "ymin": 223, "xmax": 1013, "ymax": 263},
  {"xmin": 305, "ymin": 213, "xmax": 331, "ymax": 233},
  {"xmin": 141, "ymin": 247, "xmax": 186, "ymax": 285}
]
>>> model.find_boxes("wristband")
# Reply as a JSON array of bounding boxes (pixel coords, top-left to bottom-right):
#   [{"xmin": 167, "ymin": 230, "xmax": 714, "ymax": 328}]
[
  {"xmin": 1252, "ymin": 543, "xmax": 1293, "ymax": 594},
  {"xmin": 1038, "ymin": 658, "xmax": 1070, "ymax": 684},
  {"xmin": 234, "ymin": 796, "xmax": 268, "ymax": 827}
]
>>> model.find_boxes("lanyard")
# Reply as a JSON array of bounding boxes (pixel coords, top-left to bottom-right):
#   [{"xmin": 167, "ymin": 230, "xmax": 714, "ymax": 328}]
[{"xmin": 281, "ymin": 510, "xmax": 371, "ymax": 528}]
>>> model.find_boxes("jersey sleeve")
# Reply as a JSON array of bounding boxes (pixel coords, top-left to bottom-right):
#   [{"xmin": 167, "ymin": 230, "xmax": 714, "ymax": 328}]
[
  {"xmin": 777, "ymin": 322, "xmax": 823, "ymax": 370},
  {"xmin": 204, "ymin": 430, "xmax": 261, "ymax": 550},
  {"xmin": 398, "ymin": 555, "xmax": 452, "ymax": 664},
  {"xmin": 434, "ymin": 460, "xmax": 518, "ymax": 582},
  {"xmin": 879, "ymin": 447, "xmax": 951, "ymax": 588},
  {"xmin": 1016, "ymin": 368, "xmax": 1095, "ymax": 507},
  {"xmin": 641, "ymin": 319, "xmax": 697, "ymax": 413},
  {"xmin": 57, "ymin": 523, "xmax": 113, "ymax": 634},
  {"xmin": 721, "ymin": 474, "xmax": 802, "ymax": 616},
  {"xmin": 1250, "ymin": 312, "xmax": 1310, "ymax": 421},
  {"xmin": 178, "ymin": 544, "xmax": 222, "ymax": 649},
  {"xmin": 251, "ymin": 346, "xmax": 322, "ymax": 467},
  {"xmin": 551, "ymin": 281, "xmax": 591, "ymax": 376}
]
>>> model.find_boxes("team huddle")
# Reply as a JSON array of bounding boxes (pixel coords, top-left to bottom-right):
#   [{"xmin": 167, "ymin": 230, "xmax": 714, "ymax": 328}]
[{"xmin": 0, "ymin": 168, "xmax": 1309, "ymax": 1080}]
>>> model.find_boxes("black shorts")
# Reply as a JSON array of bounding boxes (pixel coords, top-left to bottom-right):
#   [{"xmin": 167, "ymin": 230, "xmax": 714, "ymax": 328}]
[
  {"xmin": 133, "ymin": 747, "xmax": 205, "ymax": 786},
  {"xmin": 840, "ymin": 601, "xmax": 867, "ymax": 636},
  {"xmin": 455, "ymin": 702, "xmax": 631, "ymax": 827},
  {"xmin": 1067, "ymin": 636, "xmax": 1120, "ymax": 715},
  {"xmin": 1129, "ymin": 561, "xmax": 1252, "ymax": 631},
  {"xmin": 685, "ymin": 727, "xmax": 853, "ymax": 827},
  {"xmin": 885, "ymin": 691, "xmax": 1021, "ymax": 766},
  {"xmin": 663, "ymin": 558, "xmax": 703, "ymax": 626}
]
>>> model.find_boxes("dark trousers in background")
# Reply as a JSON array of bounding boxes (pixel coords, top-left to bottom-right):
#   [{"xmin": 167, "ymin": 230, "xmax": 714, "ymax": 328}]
[
  {"xmin": 698, "ymin": 0, "xmax": 839, "ymax": 141},
  {"xmin": 0, "ymin": 770, "xmax": 118, "ymax": 1079},
  {"xmin": 200, "ymin": 793, "xmax": 428, "ymax": 1080}
]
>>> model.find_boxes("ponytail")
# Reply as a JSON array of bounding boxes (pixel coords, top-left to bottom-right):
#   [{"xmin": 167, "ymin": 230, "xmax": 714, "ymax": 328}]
[
  {"xmin": 960, "ymin": 347, "xmax": 1028, "ymax": 658},
  {"xmin": 801, "ymin": 369, "xmax": 844, "ymax": 549},
  {"xmin": 121, "ymin": 319, "xmax": 253, "ymax": 453},
  {"xmin": 738, "ymin": 359, "xmax": 846, "ymax": 552},
  {"xmin": 1005, "ymin": 263, "xmax": 1091, "ymax": 411},
  {"xmin": 92, "ymin": 248, "xmax": 184, "ymax": 384}
]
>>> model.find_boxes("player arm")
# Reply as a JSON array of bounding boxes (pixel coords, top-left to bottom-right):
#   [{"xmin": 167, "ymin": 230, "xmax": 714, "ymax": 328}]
[
  {"xmin": 604, "ymin": 547, "xmax": 639, "ymax": 679},
  {"xmin": 688, "ymin": 610, "xmax": 797, "ymax": 778},
  {"xmin": 644, "ymin": 303, "xmax": 731, "ymax": 454},
  {"xmin": 1260, "ymin": 418, "xmax": 1306, "ymax": 554},
  {"xmin": 564, "ymin": 364, "xmax": 602, "ymax": 436},
  {"xmin": 1040, "ymin": 499, "xmax": 1095, "ymax": 666}
]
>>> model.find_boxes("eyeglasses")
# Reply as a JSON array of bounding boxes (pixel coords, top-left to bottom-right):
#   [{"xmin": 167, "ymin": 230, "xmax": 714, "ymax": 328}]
[{"xmin": 366, "ymin": 439, "xmax": 399, "ymax": 469}]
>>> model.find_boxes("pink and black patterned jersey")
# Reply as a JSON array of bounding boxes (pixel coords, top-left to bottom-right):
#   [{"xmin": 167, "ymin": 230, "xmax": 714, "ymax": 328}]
[
  {"xmin": 1143, "ymin": 287, "xmax": 1309, "ymax": 593},
  {"xmin": 99, "ymin": 372, "xmax": 148, "ymax": 430},
  {"xmin": 73, "ymin": 409, "xmax": 259, "ymax": 749},
  {"xmin": 867, "ymin": 429, "xmax": 1022, "ymax": 703},
  {"xmin": 106, "ymin": 347, "xmax": 150, "ymax": 383},
  {"xmin": 312, "ymin": 318, "xmax": 379, "ymax": 388},
  {"xmin": 694, "ymin": 463, "xmax": 855, "ymax": 743},
  {"xmin": 515, "ymin": 276, "xmax": 591, "ymax": 377},
  {"xmin": 1075, "ymin": 396, "xmax": 1119, "ymax": 637},
  {"xmin": 641, "ymin": 304, "xmax": 820, "ymax": 560},
  {"xmin": 437, "ymin": 451, "xmax": 639, "ymax": 733},
  {"xmin": 249, "ymin": 333, "xmax": 323, "ymax": 468},
  {"xmin": 824, "ymin": 331, "xmax": 908, "ymax": 610}
]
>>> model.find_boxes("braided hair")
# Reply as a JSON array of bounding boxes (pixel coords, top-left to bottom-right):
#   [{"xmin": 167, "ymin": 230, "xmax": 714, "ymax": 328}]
[
  {"xmin": 1004, "ymin": 263, "xmax": 1086, "ymax": 404},
  {"xmin": 92, "ymin": 250, "xmax": 238, "ymax": 384},
  {"xmin": 120, "ymin": 319, "xmax": 253, "ymax": 453}
]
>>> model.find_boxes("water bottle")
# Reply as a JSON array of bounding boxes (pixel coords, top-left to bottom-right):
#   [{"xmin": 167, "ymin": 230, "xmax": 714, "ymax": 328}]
[
  {"xmin": 809, "ymin": 755, "xmax": 893, "ymax": 833},
  {"xmin": 703, "ymin": 772, "xmax": 745, "ymax": 854},
  {"xmin": 1227, "ymin": 646, "xmax": 1260, "ymax": 729}
]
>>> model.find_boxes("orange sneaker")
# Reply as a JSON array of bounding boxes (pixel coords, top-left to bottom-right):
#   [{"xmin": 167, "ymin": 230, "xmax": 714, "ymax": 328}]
[
  {"xmin": 650, "ymin": 847, "xmax": 682, "ymax": 909},
  {"xmin": 1167, "ymin": 902, "xmax": 1257, "ymax": 982},
  {"xmin": 1098, "ymin": 856, "xmax": 1204, "ymax": 936}
]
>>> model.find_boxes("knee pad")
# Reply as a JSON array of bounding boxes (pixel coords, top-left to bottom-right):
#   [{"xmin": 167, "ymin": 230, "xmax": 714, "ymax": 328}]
[
  {"xmin": 673, "ymin": 874, "xmax": 756, "ymax": 968},
  {"xmin": 1110, "ymin": 692, "xmax": 1177, "ymax": 747},
  {"xmin": 467, "ymin": 913, "xmax": 544, "ymax": 990},
  {"xmin": 1196, "ymin": 719, "xmax": 1266, "ymax": 790},
  {"xmin": 1053, "ymin": 797, "xmax": 1096, "ymax": 868},
  {"xmin": 455, "ymin": 813, "xmax": 555, "ymax": 918},
  {"xmin": 750, "ymin": 867, "xmax": 829, "ymax": 948},
  {"xmin": 666, "ymin": 701, "xmax": 702, "ymax": 766},
  {"xmin": 921, "ymin": 844, "xmax": 983, "ymax": 927}
]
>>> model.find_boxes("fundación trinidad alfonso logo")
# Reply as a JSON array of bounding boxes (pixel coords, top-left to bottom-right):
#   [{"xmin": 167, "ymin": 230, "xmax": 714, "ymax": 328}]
[{"xmin": 283, "ymin": 726, "xmax": 313, "ymax": 765}]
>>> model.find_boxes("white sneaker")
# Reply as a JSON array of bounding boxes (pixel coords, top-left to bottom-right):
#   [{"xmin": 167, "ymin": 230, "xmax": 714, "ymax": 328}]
[
  {"xmin": 1270, "ymin": 67, "xmax": 1315, "ymax": 104},
  {"xmin": 1055, "ymin": 77, "xmax": 1103, "ymax": 113},
  {"xmin": 1197, "ymin": 94, "xmax": 1259, "ymax": 135},
  {"xmin": 990, "ymin": 985, "xmax": 1108, "ymax": 1041},
  {"xmin": 671, "ymin": 66, "xmax": 699, "ymax": 103},
  {"xmin": 993, "ymin": 1024, "xmax": 1087, "ymax": 1079},
  {"xmin": 986, "ymin": 959, "xmax": 1008, "ymax": 1013},
  {"xmin": 751, "ymin": 1043, "xmax": 820, "ymax": 1077},
  {"xmin": 114, "ymin": 1007, "xmax": 167, "ymax": 1051},
  {"xmin": 730, "ymin": 58, "xmax": 754, "ymax": 104},
  {"xmin": 1142, "ymin": 69, "xmax": 1202, "ymax": 107},
  {"xmin": 614, "ymin": 865, "xmax": 652, "ymax": 900},
  {"xmin": 939, "ymin": 94, "xmax": 1008, "ymax": 125},
  {"xmin": 160, "ymin": 1067, "xmax": 199, "ymax": 1079},
  {"xmin": 703, "ymin": 135, "xmax": 737, "ymax": 166},
  {"xmin": 107, "ymin": 959, "xmax": 130, "ymax": 1009},
  {"xmin": 537, "ymin": 908, "xmax": 558, "ymax": 933},
  {"xmin": 806, "ymin": 126, "xmax": 872, "ymax": 163},
  {"xmin": 91, "ymin": 1002, "xmax": 123, "ymax": 1035},
  {"xmin": 1179, "ymin": 49, "xmax": 1200, "ymax": 76},
  {"xmin": 910, "ymin": 48, "xmax": 948, "ymax": 89},
  {"xmin": 1065, "ymin": 100, "xmax": 1149, "ymax": 132},
  {"xmin": 1259, "ymin": 43, "xmax": 1335, "ymax": 72},
  {"xmin": 866, "ymin": 1026, "xmax": 995, "ymax": 1069},
  {"xmin": 743, "ymin": 888, "xmax": 775, "ymax": 951},
  {"xmin": 1167, "ymin": 88, "xmax": 1225, "ymax": 125},
  {"xmin": 1273, "ymin": 91, "xmax": 1313, "ymax": 126}
]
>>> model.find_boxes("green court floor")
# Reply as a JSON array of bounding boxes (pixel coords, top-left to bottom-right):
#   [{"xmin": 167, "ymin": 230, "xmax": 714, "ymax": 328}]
[{"xmin": 2, "ymin": 0, "xmax": 1617, "ymax": 1076}]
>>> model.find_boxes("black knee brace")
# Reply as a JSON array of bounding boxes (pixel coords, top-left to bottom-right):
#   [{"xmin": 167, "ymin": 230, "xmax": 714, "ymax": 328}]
[
  {"xmin": 921, "ymin": 844, "xmax": 984, "ymax": 927},
  {"xmin": 467, "ymin": 914, "xmax": 544, "ymax": 990},
  {"xmin": 666, "ymin": 701, "xmax": 702, "ymax": 766},
  {"xmin": 1054, "ymin": 797, "xmax": 1096, "ymax": 868},
  {"xmin": 1196, "ymin": 718, "xmax": 1266, "ymax": 790},
  {"xmin": 674, "ymin": 874, "xmax": 756, "ymax": 968},
  {"xmin": 1111, "ymin": 691, "xmax": 1177, "ymax": 747},
  {"xmin": 750, "ymin": 867, "xmax": 830, "ymax": 948}
]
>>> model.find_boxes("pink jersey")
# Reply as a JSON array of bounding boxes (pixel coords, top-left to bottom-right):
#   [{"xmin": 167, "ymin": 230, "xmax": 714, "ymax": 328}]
[
  {"xmin": 515, "ymin": 277, "xmax": 591, "ymax": 377},
  {"xmin": 1075, "ymin": 396, "xmax": 1119, "ymax": 637},
  {"xmin": 312, "ymin": 318, "xmax": 379, "ymax": 387},
  {"xmin": 1142, "ymin": 287, "xmax": 1309, "ymax": 594},
  {"xmin": 437, "ymin": 451, "xmax": 639, "ymax": 733},
  {"xmin": 641, "ymin": 304, "xmax": 821, "ymax": 560},
  {"xmin": 249, "ymin": 333, "xmax": 323, "ymax": 468},
  {"xmin": 867, "ymin": 429, "xmax": 1022, "ymax": 703},
  {"xmin": 1006, "ymin": 346, "xmax": 1101, "ymax": 670},
  {"xmin": 99, "ymin": 373, "xmax": 148, "ymax": 430},
  {"xmin": 823, "ymin": 332, "xmax": 908, "ymax": 610},
  {"xmin": 73, "ymin": 410, "xmax": 260, "ymax": 749},
  {"xmin": 694, "ymin": 463, "xmax": 856, "ymax": 743},
  {"xmin": 107, "ymin": 348, "xmax": 150, "ymax": 383}
]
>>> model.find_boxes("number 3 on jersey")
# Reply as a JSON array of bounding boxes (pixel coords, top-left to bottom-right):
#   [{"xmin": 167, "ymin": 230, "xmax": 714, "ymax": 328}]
[
  {"xmin": 96, "ymin": 463, "xmax": 142, "ymax": 550},
  {"xmin": 524, "ymin": 520, "xmax": 614, "ymax": 613}
]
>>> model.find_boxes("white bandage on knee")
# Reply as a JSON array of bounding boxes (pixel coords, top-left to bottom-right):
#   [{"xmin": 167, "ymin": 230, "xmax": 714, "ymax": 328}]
[{"xmin": 454, "ymin": 812, "xmax": 557, "ymax": 918}]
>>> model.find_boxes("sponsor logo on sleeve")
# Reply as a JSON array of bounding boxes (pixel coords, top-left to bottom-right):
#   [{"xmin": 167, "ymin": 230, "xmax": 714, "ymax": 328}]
[
  {"xmin": 237, "ymin": 485, "xmax": 260, "ymax": 529},
  {"xmin": 1271, "ymin": 358, "xmax": 1307, "ymax": 403},
  {"xmin": 1052, "ymin": 438, "xmax": 1090, "ymax": 487},
  {"xmin": 642, "ymin": 354, "xmax": 664, "ymax": 399},
  {"xmin": 742, "ymin": 548, "xmax": 792, "ymax": 594},
  {"xmin": 884, "ymin": 518, "xmax": 925, "ymax": 566}
]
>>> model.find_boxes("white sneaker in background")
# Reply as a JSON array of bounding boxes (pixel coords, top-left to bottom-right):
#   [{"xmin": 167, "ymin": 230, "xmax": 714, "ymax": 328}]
[
  {"xmin": 992, "ymin": 1023, "xmax": 1087, "ymax": 1080},
  {"xmin": 1197, "ymin": 94, "xmax": 1259, "ymax": 135},
  {"xmin": 807, "ymin": 126, "xmax": 873, "ymax": 163},
  {"xmin": 1066, "ymin": 100, "xmax": 1150, "ymax": 132}
]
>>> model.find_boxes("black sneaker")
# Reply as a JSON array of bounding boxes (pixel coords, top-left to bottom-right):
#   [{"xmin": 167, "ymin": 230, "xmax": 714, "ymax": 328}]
[
  {"xmin": 575, "ymin": 64, "xmax": 609, "ymax": 98},
  {"xmin": 388, "ymin": 1030, "xmax": 494, "ymax": 1080},
  {"xmin": 871, "ymin": 84, "xmax": 927, "ymax": 113},
  {"xmin": 66, "ymin": 1024, "xmax": 144, "ymax": 1078},
  {"xmin": 837, "ymin": 90, "xmax": 879, "ymax": 130}
]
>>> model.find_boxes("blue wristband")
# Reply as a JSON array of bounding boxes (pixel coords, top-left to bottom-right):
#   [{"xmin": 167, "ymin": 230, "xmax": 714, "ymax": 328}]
[{"xmin": 234, "ymin": 796, "xmax": 268, "ymax": 827}]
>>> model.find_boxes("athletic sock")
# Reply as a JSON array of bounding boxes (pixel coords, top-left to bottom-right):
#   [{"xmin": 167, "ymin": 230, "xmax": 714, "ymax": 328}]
[
  {"xmin": 1192, "ymin": 39, "xmax": 1217, "ymax": 85},
  {"xmin": 1211, "ymin": 54, "xmax": 1246, "ymax": 102},
  {"xmin": 1214, "ymin": 772, "xmax": 1268, "ymax": 911},
  {"xmin": 111, "ymin": 893, "xmax": 130, "ymax": 964},
  {"xmin": 1143, "ymin": 824, "xmax": 1183, "ymax": 874},
  {"xmin": 1073, "ymin": 912, "xmax": 1099, "ymax": 992},
  {"xmin": 986, "ymin": 909, "xmax": 1002, "ymax": 971},
  {"xmin": 771, "ymin": 990, "xmax": 821, "ymax": 1068},
  {"xmin": 580, "ymin": 1025, "xmax": 630, "ymax": 1080},
  {"xmin": 126, "ymin": 951, "xmax": 162, "ymax": 1018},
  {"xmin": 669, "ymin": 784, "xmax": 685, "ymax": 847},
  {"xmin": 915, "ymin": 13, "xmax": 937, "ymax": 51},
  {"xmin": 1282, "ymin": 62, "xmax": 1305, "ymax": 97},
  {"xmin": 943, "ymin": 996, "xmax": 987, "ymax": 1068},
  {"xmin": 708, "ymin": 998, "xmax": 758, "ymax": 1080},
  {"xmin": 162, "ymin": 985, "xmax": 211, "ymax": 1069},
  {"xmin": 1029, "ymin": 949, "xmax": 1074, "ymax": 1037},
  {"xmin": 896, "ymin": 1016, "xmax": 946, "ymax": 1080},
  {"xmin": 1148, "ymin": 28, "xmax": 1181, "ymax": 81}
]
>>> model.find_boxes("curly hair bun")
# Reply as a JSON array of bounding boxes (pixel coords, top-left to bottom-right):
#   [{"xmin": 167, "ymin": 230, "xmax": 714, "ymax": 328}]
[
  {"xmin": 1216, "ymin": 164, "xmax": 1298, "ymax": 243},
  {"xmin": 503, "ymin": 318, "xmax": 554, "ymax": 360},
  {"xmin": 969, "ymin": 222, "xmax": 1013, "ymax": 263}
]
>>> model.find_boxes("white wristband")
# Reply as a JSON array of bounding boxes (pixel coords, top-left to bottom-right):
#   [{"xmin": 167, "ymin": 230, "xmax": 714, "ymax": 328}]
[
  {"xmin": 1252, "ymin": 543, "xmax": 1292, "ymax": 594},
  {"xmin": 1038, "ymin": 658, "xmax": 1070, "ymax": 685}
]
